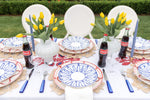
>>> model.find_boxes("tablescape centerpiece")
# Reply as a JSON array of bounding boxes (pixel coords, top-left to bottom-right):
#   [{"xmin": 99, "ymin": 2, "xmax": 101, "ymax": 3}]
[
  {"xmin": 91, "ymin": 12, "xmax": 132, "ymax": 57},
  {"xmin": 17, "ymin": 12, "xmax": 64, "ymax": 64}
]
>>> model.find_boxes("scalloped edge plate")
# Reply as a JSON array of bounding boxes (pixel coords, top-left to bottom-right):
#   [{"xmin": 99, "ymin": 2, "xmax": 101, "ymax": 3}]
[
  {"xmin": 0, "ymin": 59, "xmax": 23, "ymax": 87},
  {"xmin": 58, "ymin": 39, "xmax": 94, "ymax": 54},
  {"xmin": 133, "ymin": 60, "xmax": 150, "ymax": 85},
  {"xmin": 54, "ymin": 61, "xmax": 103, "ymax": 90}
]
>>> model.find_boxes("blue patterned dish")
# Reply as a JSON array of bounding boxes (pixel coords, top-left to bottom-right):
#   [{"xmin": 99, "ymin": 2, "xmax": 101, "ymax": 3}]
[
  {"xmin": 62, "ymin": 36, "xmax": 90, "ymax": 50},
  {"xmin": 138, "ymin": 62, "xmax": 150, "ymax": 80},
  {"xmin": 2, "ymin": 37, "xmax": 31, "ymax": 47},
  {"xmin": 58, "ymin": 63, "xmax": 98, "ymax": 88},
  {"xmin": 128, "ymin": 37, "xmax": 150, "ymax": 50},
  {"xmin": 0, "ymin": 61, "xmax": 17, "ymax": 82}
]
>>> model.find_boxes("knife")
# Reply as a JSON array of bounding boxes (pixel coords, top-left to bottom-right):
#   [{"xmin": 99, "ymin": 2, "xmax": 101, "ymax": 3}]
[
  {"xmin": 103, "ymin": 69, "xmax": 113, "ymax": 93},
  {"xmin": 19, "ymin": 69, "xmax": 34, "ymax": 93}
]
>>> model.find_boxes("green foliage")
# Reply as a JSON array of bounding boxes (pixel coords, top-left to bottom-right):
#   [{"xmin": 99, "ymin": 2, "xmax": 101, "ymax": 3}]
[{"xmin": 0, "ymin": 0, "xmax": 150, "ymax": 15}]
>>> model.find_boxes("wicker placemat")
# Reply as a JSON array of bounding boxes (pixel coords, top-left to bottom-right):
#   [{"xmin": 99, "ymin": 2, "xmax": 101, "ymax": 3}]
[
  {"xmin": 126, "ymin": 67, "xmax": 150, "ymax": 93},
  {"xmin": 126, "ymin": 51, "xmax": 150, "ymax": 59},
  {"xmin": 48, "ymin": 69, "xmax": 104, "ymax": 95},
  {"xmin": 58, "ymin": 46, "xmax": 97, "ymax": 59},
  {"xmin": 0, "ymin": 69, "xmax": 27, "ymax": 95}
]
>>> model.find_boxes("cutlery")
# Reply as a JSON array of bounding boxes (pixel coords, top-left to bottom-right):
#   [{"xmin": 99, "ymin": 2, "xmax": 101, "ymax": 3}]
[
  {"xmin": 121, "ymin": 71, "xmax": 134, "ymax": 93},
  {"xmin": 19, "ymin": 68, "xmax": 34, "ymax": 93},
  {"xmin": 39, "ymin": 71, "xmax": 48, "ymax": 93},
  {"xmin": 103, "ymin": 69, "xmax": 113, "ymax": 93}
]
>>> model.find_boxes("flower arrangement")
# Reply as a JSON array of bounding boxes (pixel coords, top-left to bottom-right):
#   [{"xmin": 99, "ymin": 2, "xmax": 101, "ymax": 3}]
[
  {"xmin": 17, "ymin": 12, "xmax": 64, "ymax": 42},
  {"xmin": 91, "ymin": 12, "xmax": 132, "ymax": 37}
]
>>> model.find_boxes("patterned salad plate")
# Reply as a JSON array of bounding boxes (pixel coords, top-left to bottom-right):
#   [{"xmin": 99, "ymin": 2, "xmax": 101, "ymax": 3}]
[
  {"xmin": 0, "ymin": 59, "xmax": 23, "ymax": 87},
  {"xmin": 62, "ymin": 36, "xmax": 90, "ymax": 50},
  {"xmin": 0, "ymin": 37, "xmax": 32, "ymax": 53},
  {"xmin": 54, "ymin": 61, "xmax": 103, "ymax": 89},
  {"xmin": 58, "ymin": 37, "xmax": 94, "ymax": 54},
  {"xmin": 133, "ymin": 59, "xmax": 150, "ymax": 85},
  {"xmin": 128, "ymin": 37, "xmax": 150, "ymax": 54}
]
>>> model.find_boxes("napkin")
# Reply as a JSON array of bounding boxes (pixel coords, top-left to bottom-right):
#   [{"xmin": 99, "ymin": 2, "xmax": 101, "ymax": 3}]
[{"xmin": 65, "ymin": 86, "xmax": 93, "ymax": 100}]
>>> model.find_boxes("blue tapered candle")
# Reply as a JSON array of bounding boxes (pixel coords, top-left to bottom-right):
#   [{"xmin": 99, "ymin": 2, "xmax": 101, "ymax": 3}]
[
  {"xmin": 130, "ymin": 20, "xmax": 139, "ymax": 58},
  {"xmin": 29, "ymin": 15, "xmax": 35, "ymax": 52}
]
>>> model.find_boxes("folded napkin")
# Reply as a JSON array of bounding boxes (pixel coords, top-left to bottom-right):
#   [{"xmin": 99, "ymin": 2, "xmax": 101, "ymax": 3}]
[{"xmin": 65, "ymin": 86, "xmax": 93, "ymax": 100}]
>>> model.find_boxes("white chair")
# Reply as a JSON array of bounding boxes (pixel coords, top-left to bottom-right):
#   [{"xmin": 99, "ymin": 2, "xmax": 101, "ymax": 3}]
[
  {"xmin": 108, "ymin": 5, "xmax": 138, "ymax": 38},
  {"xmin": 22, "ymin": 4, "xmax": 51, "ymax": 33},
  {"xmin": 64, "ymin": 4, "xmax": 95, "ymax": 39}
]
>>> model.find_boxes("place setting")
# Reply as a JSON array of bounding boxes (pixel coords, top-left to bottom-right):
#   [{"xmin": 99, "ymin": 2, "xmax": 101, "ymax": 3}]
[{"xmin": 58, "ymin": 36, "xmax": 96, "ymax": 58}]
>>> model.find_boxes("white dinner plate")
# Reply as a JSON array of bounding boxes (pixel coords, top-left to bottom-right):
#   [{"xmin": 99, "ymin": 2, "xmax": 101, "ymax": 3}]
[
  {"xmin": 0, "ymin": 59, "xmax": 23, "ymax": 87},
  {"xmin": 58, "ymin": 39, "xmax": 94, "ymax": 54},
  {"xmin": 54, "ymin": 61, "xmax": 103, "ymax": 89}
]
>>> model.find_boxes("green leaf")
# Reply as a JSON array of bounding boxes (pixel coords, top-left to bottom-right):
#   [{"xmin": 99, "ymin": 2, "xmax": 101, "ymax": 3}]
[
  {"xmin": 32, "ymin": 18, "xmax": 38, "ymax": 26},
  {"xmin": 37, "ymin": 31, "xmax": 49, "ymax": 42},
  {"xmin": 114, "ymin": 29, "xmax": 120, "ymax": 37},
  {"xmin": 96, "ymin": 20, "xmax": 107, "ymax": 34}
]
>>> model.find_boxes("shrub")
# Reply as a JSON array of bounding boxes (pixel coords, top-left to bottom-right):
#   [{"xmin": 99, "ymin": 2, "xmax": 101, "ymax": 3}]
[{"xmin": 0, "ymin": 0, "xmax": 150, "ymax": 15}]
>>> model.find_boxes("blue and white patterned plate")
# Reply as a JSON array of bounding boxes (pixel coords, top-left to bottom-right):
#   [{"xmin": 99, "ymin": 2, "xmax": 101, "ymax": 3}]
[
  {"xmin": 58, "ymin": 62, "xmax": 98, "ymax": 88},
  {"xmin": 2, "ymin": 37, "xmax": 31, "ymax": 47},
  {"xmin": 0, "ymin": 61, "xmax": 17, "ymax": 82},
  {"xmin": 128, "ymin": 37, "xmax": 150, "ymax": 50},
  {"xmin": 62, "ymin": 36, "xmax": 90, "ymax": 50},
  {"xmin": 138, "ymin": 62, "xmax": 150, "ymax": 80}
]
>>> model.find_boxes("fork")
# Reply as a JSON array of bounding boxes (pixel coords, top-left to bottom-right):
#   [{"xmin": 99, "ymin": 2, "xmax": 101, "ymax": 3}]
[
  {"xmin": 39, "ymin": 71, "xmax": 48, "ymax": 93},
  {"xmin": 121, "ymin": 71, "xmax": 134, "ymax": 93}
]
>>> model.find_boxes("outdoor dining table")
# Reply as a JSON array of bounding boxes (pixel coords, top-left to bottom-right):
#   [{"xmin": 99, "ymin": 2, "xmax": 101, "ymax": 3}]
[{"xmin": 0, "ymin": 38, "xmax": 150, "ymax": 100}]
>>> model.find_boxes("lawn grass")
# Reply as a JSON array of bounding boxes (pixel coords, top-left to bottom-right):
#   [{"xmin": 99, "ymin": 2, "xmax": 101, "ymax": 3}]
[{"xmin": 0, "ymin": 15, "xmax": 150, "ymax": 39}]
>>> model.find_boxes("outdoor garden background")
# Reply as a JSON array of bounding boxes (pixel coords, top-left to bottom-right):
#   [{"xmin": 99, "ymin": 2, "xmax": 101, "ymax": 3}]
[{"xmin": 0, "ymin": 0, "xmax": 150, "ymax": 39}]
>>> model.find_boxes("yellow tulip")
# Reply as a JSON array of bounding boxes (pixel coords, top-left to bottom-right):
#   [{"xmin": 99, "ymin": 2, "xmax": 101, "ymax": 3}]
[
  {"xmin": 100, "ymin": 12, "xmax": 104, "ymax": 18},
  {"xmin": 111, "ymin": 18, "xmax": 115, "ymax": 24},
  {"xmin": 121, "ymin": 18, "xmax": 126, "ymax": 24},
  {"xmin": 32, "ymin": 14, "xmax": 36, "ymax": 19},
  {"xmin": 39, "ymin": 18, "xmax": 42, "ymax": 22},
  {"xmin": 90, "ymin": 23, "xmax": 95, "ymax": 26},
  {"xmin": 105, "ymin": 17, "xmax": 108, "ymax": 21},
  {"xmin": 33, "ymin": 24, "xmax": 38, "ymax": 30},
  {"xmin": 49, "ymin": 18, "xmax": 53, "ymax": 24},
  {"xmin": 119, "ymin": 12, "xmax": 124, "ymax": 18},
  {"xmin": 51, "ymin": 13, "xmax": 55, "ymax": 19},
  {"xmin": 53, "ymin": 27, "xmax": 58, "ymax": 32},
  {"xmin": 40, "ymin": 12, "xmax": 44, "ymax": 19},
  {"xmin": 118, "ymin": 17, "xmax": 122, "ymax": 22},
  {"xmin": 123, "ymin": 13, "xmax": 127, "ymax": 18},
  {"xmin": 39, "ymin": 24, "xmax": 43, "ymax": 30},
  {"xmin": 16, "ymin": 33, "xmax": 24, "ymax": 38},
  {"xmin": 105, "ymin": 20, "xmax": 109, "ymax": 26},
  {"xmin": 59, "ymin": 20, "xmax": 64, "ymax": 25},
  {"xmin": 126, "ymin": 20, "xmax": 132, "ymax": 25},
  {"xmin": 55, "ymin": 18, "xmax": 57, "ymax": 23},
  {"xmin": 25, "ymin": 18, "xmax": 30, "ymax": 22}
]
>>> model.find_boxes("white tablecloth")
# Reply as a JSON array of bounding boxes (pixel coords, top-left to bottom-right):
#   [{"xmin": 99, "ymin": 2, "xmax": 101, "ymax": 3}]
[{"xmin": 0, "ymin": 38, "xmax": 150, "ymax": 100}]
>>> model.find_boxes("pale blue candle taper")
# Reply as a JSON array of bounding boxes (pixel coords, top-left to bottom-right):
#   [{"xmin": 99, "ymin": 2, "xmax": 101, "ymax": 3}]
[
  {"xmin": 130, "ymin": 20, "xmax": 139, "ymax": 58},
  {"xmin": 29, "ymin": 15, "xmax": 35, "ymax": 53}
]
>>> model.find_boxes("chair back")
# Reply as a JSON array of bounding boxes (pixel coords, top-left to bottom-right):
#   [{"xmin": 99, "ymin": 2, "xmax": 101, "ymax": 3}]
[
  {"xmin": 64, "ymin": 4, "xmax": 95, "ymax": 39},
  {"xmin": 108, "ymin": 5, "xmax": 138, "ymax": 38},
  {"xmin": 22, "ymin": 4, "xmax": 51, "ymax": 33}
]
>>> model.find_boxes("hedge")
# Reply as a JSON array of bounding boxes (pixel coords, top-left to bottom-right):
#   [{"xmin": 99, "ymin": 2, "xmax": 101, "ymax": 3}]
[{"xmin": 0, "ymin": 1, "xmax": 150, "ymax": 15}]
